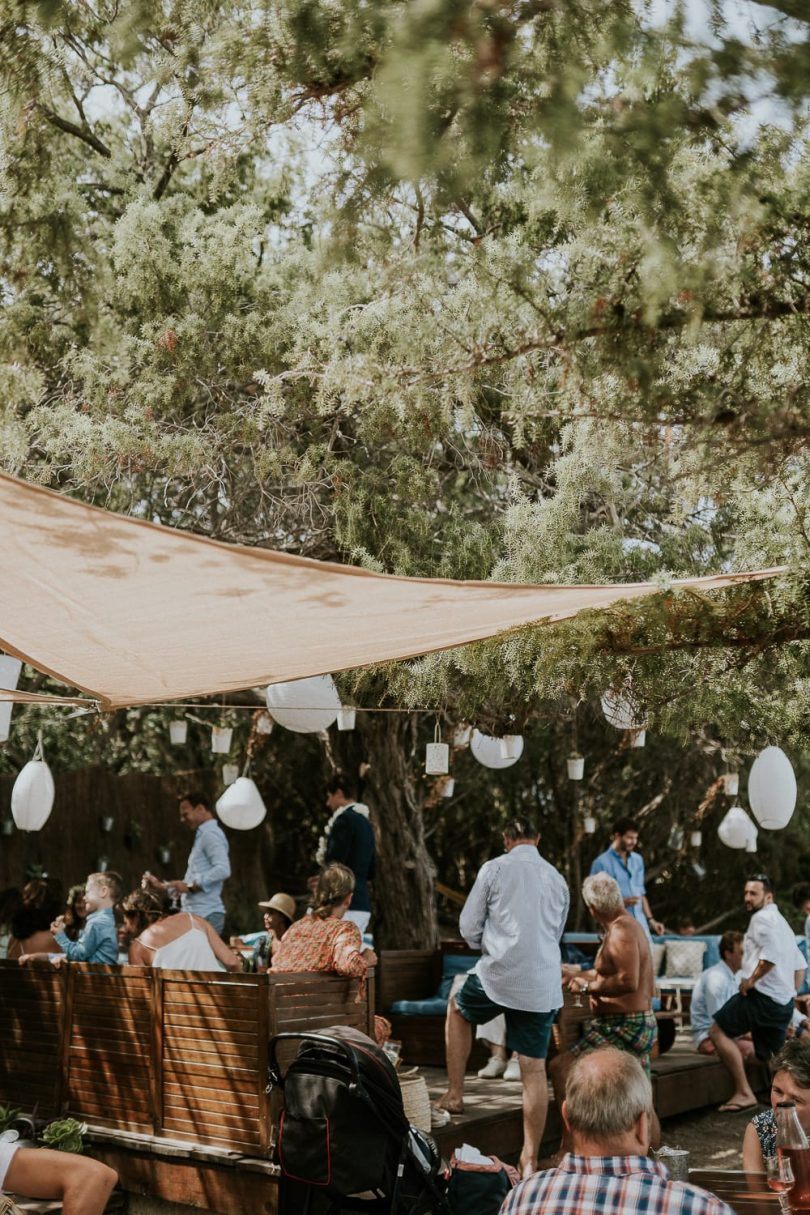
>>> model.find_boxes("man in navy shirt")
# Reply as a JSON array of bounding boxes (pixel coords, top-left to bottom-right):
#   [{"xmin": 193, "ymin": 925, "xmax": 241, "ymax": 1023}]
[
  {"xmin": 318, "ymin": 773, "xmax": 375, "ymax": 935},
  {"xmin": 590, "ymin": 817, "xmax": 663, "ymax": 939}
]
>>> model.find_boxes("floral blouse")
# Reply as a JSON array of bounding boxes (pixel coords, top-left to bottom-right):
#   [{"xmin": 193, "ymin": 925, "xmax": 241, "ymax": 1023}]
[
  {"xmin": 271, "ymin": 913, "xmax": 366, "ymax": 981},
  {"xmin": 752, "ymin": 1108, "xmax": 776, "ymax": 1159}
]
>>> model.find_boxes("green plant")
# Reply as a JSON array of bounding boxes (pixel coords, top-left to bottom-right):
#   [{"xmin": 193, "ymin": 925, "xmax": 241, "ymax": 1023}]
[
  {"xmin": 40, "ymin": 1117, "xmax": 87, "ymax": 1153},
  {"xmin": 568, "ymin": 751, "xmax": 583, "ymax": 761},
  {"xmin": 0, "ymin": 1105, "xmax": 21, "ymax": 1135}
]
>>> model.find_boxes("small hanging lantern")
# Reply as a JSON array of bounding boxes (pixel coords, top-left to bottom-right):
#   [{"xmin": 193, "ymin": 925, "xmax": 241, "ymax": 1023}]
[
  {"xmin": 567, "ymin": 754, "xmax": 585, "ymax": 780},
  {"xmin": 690, "ymin": 830, "xmax": 702, "ymax": 848},
  {"xmin": 583, "ymin": 816, "xmax": 597, "ymax": 834},
  {"xmin": 718, "ymin": 805, "xmax": 755, "ymax": 850},
  {"xmin": 440, "ymin": 776, "xmax": 455, "ymax": 798},
  {"xmin": 211, "ymin": 725, "xmax": 233, "ymax": 754},
  {"xmin": 452, "ymin": 724, "xmax": 473, "ymax": 748},
  {"xmin": 425, "ymin": 722, "xmax": 449, "ymax": 775},
  {"xmin": 629, "ymin": 728, "xmax": 646, "ymax": 748},
  {"xmin": 667, "ymin": 825, "xmax": 684, "ymax": 851},
  {"xmin": 96, "ymin": 856, "xmax": 110, "ymax": 873},
  {"xmin": 337, "ymin": 706, "xmax": 357, "ymax": 731},
  {"xmin": 169, "ymin": 720, "xmax": 187, "ymax": 746},
  {"xmin": 499, "ymin": 734, "xmax": 522, "ymax": 760},
  {"xmin": 216, "ymin": 776, "xmax": 267, "ymax": 830},
  {"xmin": 11, "ymin": 732, "xmax": 55, "ymax": 832},
  {"xmin": 222, "ymin": 763, "xmax": 240, "ymax": 786},
  {"xmin": 256, "ymin": 711, "xmax": 274, "ymax": 735},
  {"xmin": 723, "ymin": 772, "xmax": 739, "ymax": 797},
  {"xmin": 0, "ymin": 655, "xmax": 22, "ymax": 745},
  {"xmin": 100, "ymin": 815, "xmax": 114, "ymax": 833}
]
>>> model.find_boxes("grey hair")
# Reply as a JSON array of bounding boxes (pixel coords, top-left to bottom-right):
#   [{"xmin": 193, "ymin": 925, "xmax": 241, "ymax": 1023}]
[
  {"xmin": 565, "ymin": 1048, "xmax": 652, "ymax": 1139},
  {"xmin": 582, "ymin": 872, "xmax": 625, "ymax": 916},
  {"xmin": 772, "ymin": 1039, "xmax": 810, "ymax": 1091}
]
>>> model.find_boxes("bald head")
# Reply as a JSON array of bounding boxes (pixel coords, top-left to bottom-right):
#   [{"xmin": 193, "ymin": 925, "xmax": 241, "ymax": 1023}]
[{"xmin": 564, "ymin": 1048, "xmax": 652, "ymax": 1147}]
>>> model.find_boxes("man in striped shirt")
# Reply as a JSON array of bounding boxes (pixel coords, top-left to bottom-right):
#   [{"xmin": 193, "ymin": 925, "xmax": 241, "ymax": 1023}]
[{"xmin": 501, "ymin": 1048, "xmax": 734, "ymax": 1215}]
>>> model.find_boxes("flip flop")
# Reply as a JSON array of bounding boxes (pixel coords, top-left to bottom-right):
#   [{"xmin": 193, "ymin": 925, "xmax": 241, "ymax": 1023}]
[
  {"xmin": 717, "ymin": 1101, "xmax": 758, "ymax": 1113},
  {"xmin": 430, "ymin": 1107, "xmax": 453, "ymax": 1127}
]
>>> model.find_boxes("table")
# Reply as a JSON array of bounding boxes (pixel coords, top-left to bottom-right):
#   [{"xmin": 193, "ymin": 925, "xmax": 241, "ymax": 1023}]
[
  {"xmin": 690, "ymin": 1169, "xmax": 784, "ymax": 1213},
  {"xmin": 657, "ymin": 976, "xmax": 698, "ymax": 1026}
]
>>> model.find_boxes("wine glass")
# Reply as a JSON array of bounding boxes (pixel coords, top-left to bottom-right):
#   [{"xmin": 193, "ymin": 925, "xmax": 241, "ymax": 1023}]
[{"xmin": 764, "ymin": 1155, "xmax": 794, "ymax": 1212}]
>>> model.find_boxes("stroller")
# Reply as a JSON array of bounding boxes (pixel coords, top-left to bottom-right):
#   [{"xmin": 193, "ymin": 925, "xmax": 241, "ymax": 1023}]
[{"xmin": 268, "ymin": 1025, "xmax": 451, "ymax": 1215}]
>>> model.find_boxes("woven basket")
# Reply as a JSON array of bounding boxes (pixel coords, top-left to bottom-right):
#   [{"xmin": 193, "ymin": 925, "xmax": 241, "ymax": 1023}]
[{"xmin": 398, "ymin": 1067, "xmax": 432, "ymax": 1133}]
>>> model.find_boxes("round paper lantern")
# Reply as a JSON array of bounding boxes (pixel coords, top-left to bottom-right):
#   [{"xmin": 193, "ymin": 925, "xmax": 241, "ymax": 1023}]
[
  {"xmin": 266, "ymin": 675, "xmax": 341, "ymax": 734},
  {"xmin": 216, "ymin": 777, "xmax": 267, "ymax": 830},
  {"xmin": 0, "ymin": 656, "xmax": 22, "ymax": 744},
  {"xmin": 718, "ymin": 805, "xmax": 756, "ymax": 850},
  {"xmin": 470, "ymin": 730, "xmax": 524, "ymax": 770},
  {"xmin": 601, "ymin": 688, "xmax": 645, "ymax": 731},
  {"xmin": 748, "ymin": 746, "xmax": 797, "ymax": 830},
  {"xmin": 11, "ymin": 759, "xmax": 55, "ymax": 831}
]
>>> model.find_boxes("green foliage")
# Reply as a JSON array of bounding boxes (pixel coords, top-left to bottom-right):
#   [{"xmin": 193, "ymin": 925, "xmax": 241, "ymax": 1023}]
[{"xmin": 40, "ymin": 1117, "xmax": 87, "ymax": 1154}]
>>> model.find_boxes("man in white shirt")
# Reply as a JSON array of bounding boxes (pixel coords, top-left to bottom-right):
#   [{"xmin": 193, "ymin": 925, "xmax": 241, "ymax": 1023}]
[
  {"xmin": 436, "ymin": 818, "xmax": 569, "ymax": 1179},
  {"xmin": 690, "ymin": 930, "xmax": 753, "ymax": 1058},
  {"xmin": 710, "ymin": 874, "xmax": 805, "ymax": 1112}
]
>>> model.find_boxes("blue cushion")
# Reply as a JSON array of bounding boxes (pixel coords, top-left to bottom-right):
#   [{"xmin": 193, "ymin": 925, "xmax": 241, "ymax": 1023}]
[
  {"xmin": 652, "ymin": 934, "xmax": 720, "ymax": 970},
  {"xmin": 390, "ymin": 997, "xmax": 449, "ymax": 1016},
  {"xmin": 439, "ymin": 954, "xmax": 479, "ymax": 999}
]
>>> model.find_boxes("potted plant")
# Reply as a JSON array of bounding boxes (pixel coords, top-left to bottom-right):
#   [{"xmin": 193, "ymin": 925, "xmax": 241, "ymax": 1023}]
[
  {"xmin": 124, "ymin": 818, "xmax": 143, "ymax": 851},
  {"xmin": 40, "ymin": 1117, "xmax": 87, "ymax": 1153},
  {"xmin": 0, "ymin": 1105, "xmax": 35, "ymax": 1146},
  {"xmin": 567, "ymin": 752, "xmax": 585, "ymax": 780}
]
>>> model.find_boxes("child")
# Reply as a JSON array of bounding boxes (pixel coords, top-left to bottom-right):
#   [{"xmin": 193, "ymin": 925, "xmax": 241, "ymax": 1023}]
[{"xmin": 50, "ymin": 871, "xmax": 121, "ymax": 964}]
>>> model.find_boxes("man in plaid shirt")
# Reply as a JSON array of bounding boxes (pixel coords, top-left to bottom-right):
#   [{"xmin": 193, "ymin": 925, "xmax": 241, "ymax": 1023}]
[{"xmin": 500, "ymin": 1048, "xmax": 734, "ymax": 1215}]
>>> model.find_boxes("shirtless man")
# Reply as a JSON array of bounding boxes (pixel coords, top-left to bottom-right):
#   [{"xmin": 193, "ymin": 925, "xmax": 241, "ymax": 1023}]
[{"xmin": 550, "ymin": 871, "xmax": 658, "ymax": 1150}]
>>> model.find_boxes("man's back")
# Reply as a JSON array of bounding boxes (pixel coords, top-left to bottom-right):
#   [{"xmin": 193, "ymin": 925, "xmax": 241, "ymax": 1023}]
[{"xmin": 326, "ymin": 806, "xmax": 375, "ymax": 911}]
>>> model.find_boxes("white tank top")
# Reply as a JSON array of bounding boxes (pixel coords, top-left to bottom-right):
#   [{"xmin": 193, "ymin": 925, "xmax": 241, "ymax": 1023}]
[{"xmin": 148, "ymin": 914, "xmax": 225, "ymax": 971}]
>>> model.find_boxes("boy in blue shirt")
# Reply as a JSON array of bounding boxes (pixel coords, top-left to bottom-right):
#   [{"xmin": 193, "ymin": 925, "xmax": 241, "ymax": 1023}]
[{"xmin": 50, "ymin": 871, "xmax": 121, "ymax": 964}]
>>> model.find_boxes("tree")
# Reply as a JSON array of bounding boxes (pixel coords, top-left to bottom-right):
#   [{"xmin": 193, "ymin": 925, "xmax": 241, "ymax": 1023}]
[{"xmin": 0, "ymin": 0, "xmax": 808, "ymax": 943}]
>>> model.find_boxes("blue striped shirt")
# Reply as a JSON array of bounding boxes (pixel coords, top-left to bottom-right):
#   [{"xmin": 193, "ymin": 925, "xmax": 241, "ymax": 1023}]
[
  {"xmin": 182, "ymin": 818, "xmax": 231, "ymax": 919},
  {"xmin": 501, "ymin": 1154, "xmax": 735, "ymax": 1215}
]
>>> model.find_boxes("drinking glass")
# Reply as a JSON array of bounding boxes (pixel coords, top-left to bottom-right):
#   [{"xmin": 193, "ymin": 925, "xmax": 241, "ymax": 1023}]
[{"xmin": 764, "ymin": 1155, "xmax": 794, "ymax": 1212}]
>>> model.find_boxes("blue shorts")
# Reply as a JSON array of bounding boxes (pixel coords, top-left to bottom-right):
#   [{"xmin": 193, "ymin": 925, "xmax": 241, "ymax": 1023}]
[{"xmin": 454, "ymin": 972, "xmax": 557, "ymax": 1059}]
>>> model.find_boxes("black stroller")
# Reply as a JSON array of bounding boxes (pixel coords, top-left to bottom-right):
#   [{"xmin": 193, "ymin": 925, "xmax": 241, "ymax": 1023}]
[{"xmin": 268, "ymin": 1025, "xmax": 451, "ymax": 1215}]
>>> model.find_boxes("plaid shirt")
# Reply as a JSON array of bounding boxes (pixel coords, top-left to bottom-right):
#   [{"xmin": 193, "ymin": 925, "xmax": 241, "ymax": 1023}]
[{"xmin": 500, "ymin": 1154, "xmax": 736, "ymax": 1215}]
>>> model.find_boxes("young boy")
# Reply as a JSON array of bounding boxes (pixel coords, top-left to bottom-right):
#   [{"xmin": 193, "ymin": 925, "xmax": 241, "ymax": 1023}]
[{"xmin": 49, "ymin": 871, "xmax": 121, "ymax": 964}]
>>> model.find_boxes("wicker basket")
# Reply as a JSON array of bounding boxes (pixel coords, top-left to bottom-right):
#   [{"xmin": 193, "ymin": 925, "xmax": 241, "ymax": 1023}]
[{"xmin": 398, "ymin": 1066, "xmax": 432, "ymax": 1133}]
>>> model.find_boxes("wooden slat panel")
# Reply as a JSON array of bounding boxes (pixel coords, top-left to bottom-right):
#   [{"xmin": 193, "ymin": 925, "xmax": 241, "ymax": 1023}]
[
  {"xmin": 162, "ymin": 1062, "xmax": 260, "ymax": 1094},
  {"xmin": 164, "ymin": 1081, "xmax": 260, "ymax": 1111}
]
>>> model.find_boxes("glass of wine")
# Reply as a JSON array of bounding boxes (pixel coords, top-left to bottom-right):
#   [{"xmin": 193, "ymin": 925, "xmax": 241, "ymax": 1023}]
[{"xmin": 764, "ymin": 1155, "xmax": 794, "ymax": 1211}]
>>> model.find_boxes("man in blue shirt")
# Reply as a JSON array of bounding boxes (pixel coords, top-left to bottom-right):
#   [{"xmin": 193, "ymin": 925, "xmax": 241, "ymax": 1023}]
[
  {"xmin": 691, "ymin": 930, "xmax": 753, "ymax": 1058},
  {"xmin": 590, "ymin": 817, "xmax": 664, "ymax": 939},
  {"xmin": 145, "ymin": 791, "xmax": 231, "ymax": 936}
]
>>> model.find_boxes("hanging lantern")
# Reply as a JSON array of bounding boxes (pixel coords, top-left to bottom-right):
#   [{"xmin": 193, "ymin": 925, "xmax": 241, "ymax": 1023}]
[
  {"xmin": 425, "ymin": 723, "xmax": 449, "ymax": 775},
  {"xmin": 222, "ymin": 763, "xmax": 240, "ymax": 786},
  {"xmin": 745, "ymin": 825, "xmax": 759, "ymax": 853},
  {"xmin": 667, "ymin": 825, "xmax": 685, "ymax": 850},
  {"xmin": 211, "ymin": 725, "xmax": 233, "ymax": 754},
  {"xmin": 11, "ymin": 736, "xmax": 55, "ymax": 832},
  {"xmin": 440, "ymin": 776, "xmax": 455, "ymax": 798},
  {"xmin": 470, "ymin": 730, "xmax": 524, "ymax": 770},
  {"xmin": 718, "ymin": 805, "xmax": 756, "ymax": 850},
  {"xmin": 601, "ymin": 688, "xmax": 645, "ymax": 731},
  {"xmin": 256, "ymin": 711, "xmax": 274, "ymax": 735},
  {"xmin": 0, "ymin": 655, "xmax": 23, "ymax": 744},
  {"xmin": 337, "ymin": 706, "xmax": 357, "ymax": 731},
  {"xmin": 748, "ymin": 746, "xmax": 797, "ymax": 830},
  {"xmin": 629, "ymin": 728, "xmax": 646, "ymax": 748},
  {"xmin": 96, "ymin": 856, "xmax": 110, "ymax": 873},
  {"xmin": 169, "ymin": 720, "xmax": 187, "ymax": 746},
  {"xmin": 452, "ymin": 725, "xmax": 473, "ymax": 748},
  {"xmin": 690, "ymin": 830, "xmax": 702, "ymax": 848},
  {"xmin": 583, "ymin": 816, "xmax": 597, "ymax": 834},
  {"xmin": 691, "ymin": 859, "xmax": 707, "ymax": 879},
  {"xmin": 266, "ymin": 675, "xmax": 340, "ymax": 734},
  {"xmin": 499, "ymin": 734, "xmax": 522, "ymax": 760},
  {"xmin": 216, "ymin": 777, "xmax": 267, "ymax": 830},
  {"xmin": 567, "ymin": 755, "xmax": 585, "ymax": 780},
  {"xmin": 723, "ymin": 772, "xmax": 739, "ymax": 797}
]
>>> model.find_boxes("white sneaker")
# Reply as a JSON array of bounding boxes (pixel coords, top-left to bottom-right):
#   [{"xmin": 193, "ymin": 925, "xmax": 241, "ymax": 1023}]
[
  {"xmin": 477, "ymin": 1056, "xmax": 508, "ymax": 1079},
  {"xmin": 503, "ymin": 1058, "xmax": 522, "ymax": 1081}
]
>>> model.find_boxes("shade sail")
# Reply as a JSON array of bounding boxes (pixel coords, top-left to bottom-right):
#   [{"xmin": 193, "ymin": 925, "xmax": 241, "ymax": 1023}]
[{"xmin": 0, "ymin": 471, "xmax": 784, "ymax": 710}]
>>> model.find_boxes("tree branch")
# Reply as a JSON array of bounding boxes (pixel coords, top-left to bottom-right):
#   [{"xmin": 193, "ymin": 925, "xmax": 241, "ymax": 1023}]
[{"xmin": 37, "ymin": 103, "xmax": 111, "ymax": 158}]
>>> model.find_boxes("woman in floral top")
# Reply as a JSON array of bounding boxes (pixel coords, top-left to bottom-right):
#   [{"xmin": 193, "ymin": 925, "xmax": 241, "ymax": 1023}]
[
  {"xmin": 743, "ymin": 1039, "xmax": 810, "ymax": 1169},
  {"xmin": 272, "ymin": 862, "xmax": 390, "ymax": 1044}
]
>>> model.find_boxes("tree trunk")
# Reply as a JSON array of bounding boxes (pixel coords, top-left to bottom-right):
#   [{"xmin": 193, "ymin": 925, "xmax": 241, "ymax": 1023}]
[{"xmin": 355, "ymin": 713, "xmax": 439, "ymax": 950}]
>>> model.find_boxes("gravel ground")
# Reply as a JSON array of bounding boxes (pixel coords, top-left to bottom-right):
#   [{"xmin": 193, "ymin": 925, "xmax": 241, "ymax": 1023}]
[{"xmin": 659, "ymin": 1101, "xmax": 767, "ymax": 1170}]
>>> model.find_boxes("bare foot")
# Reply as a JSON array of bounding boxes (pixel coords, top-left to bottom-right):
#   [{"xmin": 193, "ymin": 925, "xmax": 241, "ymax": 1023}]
[{"xmin": 435, "ymin": 1092, "xmax": 464, "ymax": 1114}]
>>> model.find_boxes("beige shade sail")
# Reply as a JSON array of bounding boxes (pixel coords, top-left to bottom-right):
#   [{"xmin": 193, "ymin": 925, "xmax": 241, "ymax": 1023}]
[
  {"xmin": 0, "ymin": 471, "xmax": 785, "ymax": 711},
  {"xmin": 0, "ymin": 689, "xmax": 95, "ymax": 707}
]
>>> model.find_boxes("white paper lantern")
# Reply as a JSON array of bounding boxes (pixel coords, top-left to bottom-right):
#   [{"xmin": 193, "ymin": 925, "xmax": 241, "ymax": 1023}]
[
  {"xmin": 690, "ymin": 830, "xmax": 702, "ymax": 848},
  {"xmin": 216, "ymin": 777, "xmax": 267, "ymax": 830},
  {"xmin": 425, "ymin": 742, "xmax": 449, "ymax": 775},
  {"xmin": 256, "ymin": 711, "xmax": 274, "ymax": 735},
  {"xmin": 222, "ymin": 763, "xmax": 240, "ymax": 786},
  {"xmin": 718, "ymin": 805, "xmax": 756, "ymax": 850},
  {"xmin": 583, "ymin": 816, "xmax": 597, "ymax": 834},
  {"xmin": 629, "ymin": 728, "xmax": 646, "ymax": 748},
  {"xmin": 470, "ymin": 730, "xmax": 524, "ymax": 770},
  {"xmin": 440, "ymin": 776, "xmax": 455, "ymax": 798},
  {"xmin": 667, "ymin": 825, "xmax": 685, "ymax": 850},
  {"xmin": 723, "ymin": 772, "xmax": 739, "ymax": 797},
  {"xmin": 601, "ymin": 688, "xmax": 645, "ymax": 731},
  {"xmin": 266, "ymin": 675, "xmax": 341, "ymax": 734},
  {"xmin": 499, "ymin": 734, "xmax": 522, "ymax": 759},
  {"xmin": 211, "ymin": 725, "xmax": 233, "ymax": 754},
  {"xmin": 567, "ymin": 757, "xmax": 585, "ymax": 780},
  {"xmin": 745, "ymin": 825, "xmax": 759, "ymax": 853},
  {"xmin": 748, "ymin": 746, "xmax": 797, "ymax": 830},
  {"xmin": 337, "ymin": 706, "xmax": 356, "ymax": 731},
  {"xmin": 169, "ymin": 720, "xmax": 187, "ymax": 746},
  {"xmin": 11, "ymin": 759, "xmax": 55, "ymax": 832},
  {"xmin": 452, "ymin": 725, "xmax": 473, "ymax": 748},
  {"xmin": 0, "ymin": 656, "xmax": 23, "ymax": 744}
]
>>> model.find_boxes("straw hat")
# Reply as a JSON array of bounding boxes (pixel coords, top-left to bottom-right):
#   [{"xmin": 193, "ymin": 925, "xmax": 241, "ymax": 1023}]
[{"xmin": 257, "ymin": 892, "xmax": 296, "ymax": 923}]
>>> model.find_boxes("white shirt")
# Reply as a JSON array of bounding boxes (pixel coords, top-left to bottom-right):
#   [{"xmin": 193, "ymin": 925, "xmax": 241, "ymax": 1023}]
[
  {"xmin": 459, "ymin": 844, "xmax": 569, "ymax": 1013},
  {"xmin": 742, "ymin": 902, "xmax": 805, "ymax": 1005},
  {"xmin": 690, "ymin": 959, "xmax": 737, "ymax": 1047}
]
